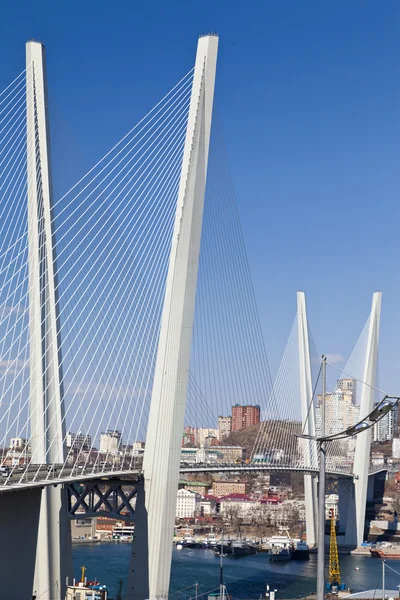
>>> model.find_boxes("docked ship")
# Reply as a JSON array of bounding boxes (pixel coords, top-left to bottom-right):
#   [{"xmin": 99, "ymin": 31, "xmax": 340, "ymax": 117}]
[
  {"xmin": 181, "ymin": 536, "xmax": 202, "ymax": 548},
  {"xmin": 66, "ymin": 567, "xmax": 108, "ymax": 600},
  {"xmin": 213, "ymin": 540, "xmax": 257, "ymax": 557},
  {"xmin": 267, "ymin": 535, "xmax": 293, "ymax": 562},
  {"xmin": 370, "ymin": 545, "xmax": 400, "ymax": 559},
  {"xmin": 291, "ymin": 540, "xmax": 310, "ymax": 560}
]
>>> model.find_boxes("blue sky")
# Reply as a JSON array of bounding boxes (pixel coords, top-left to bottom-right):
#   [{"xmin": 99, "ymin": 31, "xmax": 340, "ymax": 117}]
[{"xmin": 1, "ymin": 1, "xmax": 399, "ymax": 393}]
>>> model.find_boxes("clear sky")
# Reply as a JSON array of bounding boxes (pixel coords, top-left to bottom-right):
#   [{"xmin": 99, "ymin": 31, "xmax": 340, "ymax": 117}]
[{"xmin": 1, "ymin": 1, "xmax": 399, "ymax": 393}]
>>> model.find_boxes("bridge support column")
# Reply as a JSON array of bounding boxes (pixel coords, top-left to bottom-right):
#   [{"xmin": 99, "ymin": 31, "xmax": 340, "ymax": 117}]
[
  {"xmin": 26, "ymin": 41, "xmax": 71, "ymax": 599},
  {"xmin": 0, "ymin": 489, "xmax": 42, "ymax": 600},
  {"xmin": 125, "ymin": 35, "xmax": 218, "ymax": 600},
  {"xmin": 353, "ymin": 292, "xmax": 381, "ymax": 546},
  {"xmin": 297, "ymin": 292, "xmax": 317, "ymax": 547}
]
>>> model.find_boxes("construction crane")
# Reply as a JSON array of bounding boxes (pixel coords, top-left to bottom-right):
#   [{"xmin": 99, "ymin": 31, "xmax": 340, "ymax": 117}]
[{"xmin": 329, "ymin": 513, "xmax": 341, "ymax": 588}]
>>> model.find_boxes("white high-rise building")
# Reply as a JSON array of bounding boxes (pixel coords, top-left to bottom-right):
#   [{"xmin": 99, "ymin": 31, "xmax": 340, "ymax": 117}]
[
  {"xmin": 374, "ymin": 404, "xmax": 398, "ymax": 442},
  {"xmin": 176, "ymin": 489, "xmax": 201, "ymax": 519},
  {"xmin": 9, "ymin": 437, "xmax": 27, "ymax": 450},
  {"xmin": 316, "ymin": 389, "xmax": 360, "ymax": 438},
  {"xmin": 99, "ymin": 430, "xmax": 121, "ymax": 454},
  {"xmin": 66, "ymin": 431, "xmax": 92, "ymax": 451},
  {"xmin": 393, "ymin": 438, "xmax": 400, "ymax": 458},
  {"xmin": 218, "ymin": 416, "xmax": 232, "ymax": 441}
]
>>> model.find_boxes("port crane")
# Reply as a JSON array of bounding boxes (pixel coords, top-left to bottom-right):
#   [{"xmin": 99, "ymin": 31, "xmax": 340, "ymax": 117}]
[{"xmin": 329, "ymin": 515, "xmax": 341, "ymax": 587}]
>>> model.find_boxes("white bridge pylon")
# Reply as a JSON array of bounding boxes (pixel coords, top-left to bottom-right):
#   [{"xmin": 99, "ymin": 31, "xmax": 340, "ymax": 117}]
[
  {"xmin": 297, "ymin": 291, "xmax": 318, "ymax": 547},
  {"xmin": 297, "ymin": 291, "xmax": 382, "ymax": 549},
  {"xmin": 125, "ymin": 35, "xmax": 219, "ymax": 600}
]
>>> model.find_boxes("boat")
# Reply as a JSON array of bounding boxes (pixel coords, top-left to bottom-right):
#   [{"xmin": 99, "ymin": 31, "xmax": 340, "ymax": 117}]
[
  {"xmin": 291, "ymin": 541, "xmax": 310, "ymax": 560},
  {"xmin": 66, "ymin": 566, "xmax": 109, "ymax": 600},
  {"xmin": 267, "ymin": 534, "xmax": 293, "ymax": 562},
  {"xmin": 186, "ymin": 541, "xmax": 202, "ymax": 549},
  {"xmin": 213, "ymin": 540, "xmax": 257, "ymax": 557},
  {"xmin": 181, "ymin": 536, "xmax": 194, "ymax": 547},
  {"xmin": 370, "ymin": 546, "xmax": 400, "ymax": 559},
  {"xmin": 269, "ymin": 545, "xmax": 291, "ymax": 562}
]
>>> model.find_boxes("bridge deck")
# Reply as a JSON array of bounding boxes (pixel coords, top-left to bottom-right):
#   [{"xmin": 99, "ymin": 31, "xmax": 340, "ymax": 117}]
[{"xmin": 0, "ymin": 462, "xmax": 361, "ymax": 494}]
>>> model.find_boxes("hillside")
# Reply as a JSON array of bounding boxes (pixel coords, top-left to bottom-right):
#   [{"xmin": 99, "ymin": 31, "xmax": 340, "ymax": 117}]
[{"xmin": 223, "ymin": 420, "xmax": 302, "ymax": 459}]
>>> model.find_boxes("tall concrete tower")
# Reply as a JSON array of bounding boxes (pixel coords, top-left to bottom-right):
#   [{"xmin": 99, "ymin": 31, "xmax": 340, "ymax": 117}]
[
  {"xmin": 297, "ymin": 291, "xmax": 317, "ymax": 547},
  {"xmin": 352, "ymin": 292, "xmax": 381, "ymax": 545},
  {"xmin": 26, "ymin": 40, "xmax": 71, "ymax": 600},
  {"xmin": 125, "ymin": 34, "xmax": 218, "ymax": 600}
]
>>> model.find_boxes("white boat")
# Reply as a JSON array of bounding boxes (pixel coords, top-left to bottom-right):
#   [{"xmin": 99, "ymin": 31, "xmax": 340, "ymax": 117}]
[{"xmin": 267, "ymin": 534, "xmax": 293, "ymax": 562}]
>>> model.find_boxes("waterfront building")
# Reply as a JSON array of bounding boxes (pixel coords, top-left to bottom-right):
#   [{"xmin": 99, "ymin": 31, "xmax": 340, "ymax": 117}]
[
  {"xmin": 231, "ymin": 404, "xmax": 260, "ymax": 432},
  {"xmin": 95, "ymin": 517, "xmax": 132, "ymax": 539},
  {"xmin": 200, "ymin": 496, "xmax": 218, "ymax": 516},
  {"xmin": 219, "ymin": 493, "xmax": 258, "ymax": 519},
  {"xmin": 99, "ymin": 430, "xmax": 121, "ymax": 454},
  {"xmin": 218, "ymin": 416, "xmax": 232, "ymax": 440},
  {"xmin": 71, "ymin": 518, "xmax": 97, "ymax": 540},
  {"xmin": 325, "ymin": 494, "xmax": 339, "ymax": 519},
  {"xmin": 176, "ymin": 489, "xmax": 201, "ymax": 518},
  {"xmin": 212, "ymin": 480, "xmax": 251, "ymax": 496}
]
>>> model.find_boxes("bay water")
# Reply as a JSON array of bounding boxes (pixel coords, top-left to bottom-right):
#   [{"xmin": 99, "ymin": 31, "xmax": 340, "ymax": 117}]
[{"xmin": 73, "ymin": 544, "xmax": 400, "ymax": 599}]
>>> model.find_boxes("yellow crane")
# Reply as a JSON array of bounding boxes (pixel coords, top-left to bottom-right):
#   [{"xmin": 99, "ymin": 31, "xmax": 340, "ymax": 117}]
[
  {"xmin": 80, "ymin": 565, "xmax": 86, "ymax": 584},
  {"xmin": 329, "ymin": 514, "xmax": 340, "ymax": 586}
]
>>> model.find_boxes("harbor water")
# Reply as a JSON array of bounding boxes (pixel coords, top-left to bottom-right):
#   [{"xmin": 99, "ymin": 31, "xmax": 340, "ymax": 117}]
[{"xmin": 73, "ymin": 544, "xmax": 400, "ymax": 598}]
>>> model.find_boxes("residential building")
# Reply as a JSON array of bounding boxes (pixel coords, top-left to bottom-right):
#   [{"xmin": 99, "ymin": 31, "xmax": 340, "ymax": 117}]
[
  {"xmin": 9, "ymin": 437, "xmax": 26, "ymax": 450},
  {"xmin": 208, "ymin": 445, "xmax": 244, "ymax": 462},
  {"xmin": 99, "ymin": 430, "xmax": 121, "ymax": 455},
  {"xmin": 180, "ymin": 446, "xmax": 243, "ymax": 464},
  {"xmin": 374, "ymin": 403, "xmax": 398, "ymax": 442},
  {"xmin": 176, "ymin": 489, "xmax": 201, "ymax": 518},
  {"xmin": 200, "ymin": 496, "xmax": 218, "ymax": 516},
  {"xmin": 336, "ymin": 378, "xmax": 357, "ymax": 400},
  {"xmin": 182, "ymin": 427, "xmax": 195, "ymax": 447},
  {"xmin": 212, "ymin": 480, "xmax": 251, "ymax": 497},
  {"xmin": 316, "ymin": 385, "xmax": 359, "ymax": 438},
  {"xmin": 393, "ymin": 438, "xmax": 400, "ymax": 459},
  {"xmin": 219, "ymin": 494, "xmax": 258, "ymax": 518},
  {"xmin": 218, "ymin": 416, "xmax": 232, "ymax": 441},
  {"xmin": 181, "ymin": 447, "xmax": 223, "ymax": 463},
  {"xmin": 66, "ymin": 431, "xmax": 92, "ymax": 451},
  {"xmin": 179, "ymin": 480, "xmax": 211, "ymax": 496},
  {"xmin": 231, "ymin": 405, "xmax": 260, "ymax": 432},
  {"xmin": 371, "ymin": 452, "xmax": 385, "ymax": 467},
  {"xmin": 183, "ymin": 427, "xmax": 218, "ymax": 447},
  {"xmin": 131, "ymin": 441, "xmax": 145, "ymax": 455},
  {"xmin": 132, "ymin": 441, "xmax": 145, "ymax": 450}
]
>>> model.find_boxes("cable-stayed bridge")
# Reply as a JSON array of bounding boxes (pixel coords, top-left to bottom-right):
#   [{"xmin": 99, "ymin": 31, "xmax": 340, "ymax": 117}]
[{"xmin": 0, "ymin": 36, "xmax": 383, "ymax": 600}]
